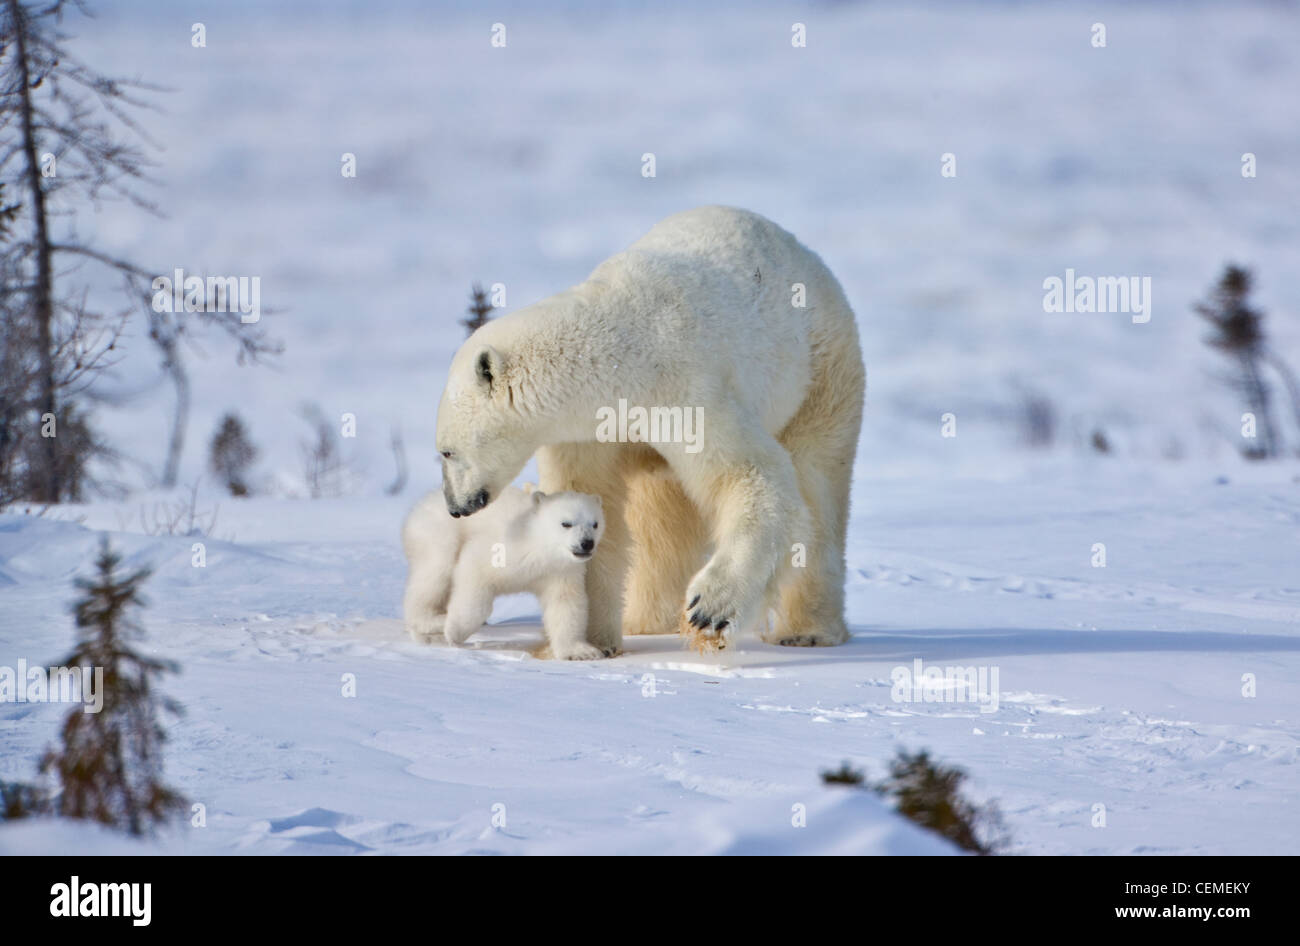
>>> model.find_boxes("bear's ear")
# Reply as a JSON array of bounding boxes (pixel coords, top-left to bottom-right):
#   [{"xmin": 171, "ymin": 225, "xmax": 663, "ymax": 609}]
[
  {"xmin": 531, "ymin": 490, "xmax": 546, "ymax": 506},
  {"xmin": 593, "ymin": 495, "xmax": 603, "ymax": 507},
  {"xmin": 476, "ymin": 346, "xmax": 504, "ymax": 391}
]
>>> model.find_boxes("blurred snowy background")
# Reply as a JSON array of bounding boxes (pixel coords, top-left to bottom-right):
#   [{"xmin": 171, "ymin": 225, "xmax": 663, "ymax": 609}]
[{"xmin": 65, "ymin": 0, "xmax": 1300, "ymax": 490}]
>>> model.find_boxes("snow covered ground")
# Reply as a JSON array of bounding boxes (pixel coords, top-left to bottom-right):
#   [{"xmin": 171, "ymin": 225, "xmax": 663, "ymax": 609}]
[
  {"xmin": 2, "ymin": 458, "xmax": 1297, "ymax": 855},
  {"xmin": 2, "ymin": 1, "xmax": 1299, "ymax": 854}
]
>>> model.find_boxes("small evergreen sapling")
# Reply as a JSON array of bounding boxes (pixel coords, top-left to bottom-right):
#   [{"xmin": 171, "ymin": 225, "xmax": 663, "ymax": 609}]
[
  {"xmin": 39, "ymin": 539, "xmax": 185, "ymax": 836},
  {"xmin": 1194, "ymin": 265, "xmax": 1300, "ymax": 458},
  {"xmin": 0, "ymin": 779, "xmax": 48, "ymax": 820},
  {"xmin": 209, "ymin": 412, "xmax": 258, "ymax": 496},
  {"xmin": 874, "ymin": 749, "xmax": 1006, "ymax": 855},
  {"xmin": 462, "ymin": 283, "xmax": 493, "ymax": 336}
]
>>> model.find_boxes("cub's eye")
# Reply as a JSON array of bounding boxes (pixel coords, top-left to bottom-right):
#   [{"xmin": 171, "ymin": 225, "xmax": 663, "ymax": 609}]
[
  {"xmin": 440, "ymin": 450, "xmax": 452, "ymax": 459},
  {"xmin": 591, "ymin": 521, "xmax": 599, "ymax": 529},
  {"xmin": 561, "ymin": 522, "xmax": 573, "ymax": 529}
]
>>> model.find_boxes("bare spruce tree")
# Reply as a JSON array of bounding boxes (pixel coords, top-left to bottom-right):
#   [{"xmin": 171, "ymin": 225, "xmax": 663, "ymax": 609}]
[
  {"xmin": 0, "ymin": 0, "xmax": 278, "ymax": 502},
  {"xmin": 40, "ymin": 539, "xmax": 185, "ymax": 836},
  {"xmin": 149, "ymin": 283, "xmax": 280, "ymax": 490},
  {"xmin": 300, "ymin": 402, "xmax": 345, "ymax": 498}
]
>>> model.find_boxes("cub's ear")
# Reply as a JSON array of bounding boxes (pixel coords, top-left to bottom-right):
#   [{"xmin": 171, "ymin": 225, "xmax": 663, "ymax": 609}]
[
  {"xmin": 531, "ymin": 490, "xmax": 546, "ymax": 506},
  {"xmin": 476, "ymin": 345, "xmax": 504, "ymax": 390},
  {"xmin": 593, "ymin": 495, "xmax": 603, "ymax": 507}
]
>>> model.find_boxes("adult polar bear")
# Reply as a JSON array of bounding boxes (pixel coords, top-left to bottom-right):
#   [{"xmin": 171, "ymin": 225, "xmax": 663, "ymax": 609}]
[{"xmin": 436, "ymin": 206, "xmax": 865, "ymax": 655}]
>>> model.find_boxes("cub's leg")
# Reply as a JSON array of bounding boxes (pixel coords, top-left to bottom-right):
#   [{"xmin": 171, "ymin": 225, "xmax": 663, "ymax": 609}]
[
  {"xmin": 536, "ymin": 442, "xmax": 631, "ymax": 656},
  {"xmin": 403, "ymin": 564, "xmax": 450, "ymax": 643},
  {"xmin": 441, "ymin": 556, "xmax": 496, "ymax": 647},
  {"xmin": 402, "ymin": 498, "xmax": 460, "ymax": 644},
  {"xmin": 539, "ymin": 572, "xmax": 610, "ymax": 660}
]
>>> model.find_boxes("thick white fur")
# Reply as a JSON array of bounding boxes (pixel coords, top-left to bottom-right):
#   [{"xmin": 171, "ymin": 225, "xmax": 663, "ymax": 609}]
[
  {"xmin": 435, "ymin": 206, "xmax": 865, "ymax": 656},
  {"xmin": 401, "ymin": 486, "xmax": 610, "ymax": 660}
]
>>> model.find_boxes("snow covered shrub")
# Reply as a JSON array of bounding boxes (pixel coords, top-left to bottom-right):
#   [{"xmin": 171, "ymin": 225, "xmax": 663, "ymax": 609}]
[
  {"xmin": 136, "ymin": 480, "xmax": 219, "ymax": 537},
  {"xmin": 821, "ymin": 762, "xmax": 866, "ymax": 786},
  {"xmin": 823, "ymin": 749, "xmax": 1007, "ymax": 855}
]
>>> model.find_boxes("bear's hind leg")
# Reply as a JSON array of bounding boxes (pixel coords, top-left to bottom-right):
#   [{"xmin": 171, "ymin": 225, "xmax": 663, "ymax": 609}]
[
  {"xmin": 766, "ymin": 333, "xmax": 863, "ymax": 647},
  {"xmin": 764, "ymin": 457, "xmax": 850, "ymax": 647},
  {"xmin": 623, "ymin": 462, "xmax": 709, "ymax": 636}
]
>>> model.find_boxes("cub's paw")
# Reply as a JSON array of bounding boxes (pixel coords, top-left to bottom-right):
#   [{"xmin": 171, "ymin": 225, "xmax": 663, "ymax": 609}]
[
  {"xmin": 442, "ymin": 621, "xmax": 479, "ymax": 648},
  {"xmin": 406, "ymin": 614, "xmax": 446, "ymax": 644},
  {"xmin": 552, "ymin": 640, "xmax": 609, "ymax": 661}
]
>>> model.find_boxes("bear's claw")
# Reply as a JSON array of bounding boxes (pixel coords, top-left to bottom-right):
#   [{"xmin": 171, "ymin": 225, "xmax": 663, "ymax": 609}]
[{"xmin": 678, "ymin": 611, "xmax": 731, "ymax": 654}]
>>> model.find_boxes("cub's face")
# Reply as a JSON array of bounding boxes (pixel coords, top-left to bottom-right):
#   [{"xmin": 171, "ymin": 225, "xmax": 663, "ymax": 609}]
[
  {"xmin": 532, "ymin": 491, "xmax": 604, "ymax": 562},
  {"xmin": 436, "ymin": 343, "xmax": 534, "ymax": 517}
]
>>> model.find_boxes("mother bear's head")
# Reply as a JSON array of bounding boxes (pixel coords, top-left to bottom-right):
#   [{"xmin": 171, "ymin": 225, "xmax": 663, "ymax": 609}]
[{"xmin": 436, "ymin": 340, "xmax": 536, "ymax": 518}]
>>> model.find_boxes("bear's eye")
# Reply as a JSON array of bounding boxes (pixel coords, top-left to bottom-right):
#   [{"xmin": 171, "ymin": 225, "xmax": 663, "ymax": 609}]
[
  {"xmin": 440, "ymin": 450, "xmax": 452, "ymax": 459},
  {"xmin": 591, "ymin": 521, "xmax": 599, "ymax": 529},
  {"xmin": 561, "ymin": 522, "xmax": 572, "ymax": 529}
]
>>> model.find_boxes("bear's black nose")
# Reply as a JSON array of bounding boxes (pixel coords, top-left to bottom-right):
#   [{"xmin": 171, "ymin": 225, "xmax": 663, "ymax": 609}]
[{"xmin": 580, "ymin": 537, "xmax": 595, "ymax": 552}]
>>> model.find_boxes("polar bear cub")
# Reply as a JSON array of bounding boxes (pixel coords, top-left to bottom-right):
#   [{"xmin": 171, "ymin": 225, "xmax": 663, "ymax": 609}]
[{"xmin": 401, "ymin": 485, "xmax": 610, "ymax": 659}]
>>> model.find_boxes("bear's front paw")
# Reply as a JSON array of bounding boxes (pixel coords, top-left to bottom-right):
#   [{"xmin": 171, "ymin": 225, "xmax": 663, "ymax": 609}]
[
  {"xmin": 552, "ymin": 640, "xmax": 609, "ymax": 661},
  {"xmin": 677, "ymin": 610, "xmax": 729, "ymax": 654},
  {"xmin": 406, "ymin": 614, "xmax": 446, "ymax": 644},
  {"xmin": 682, "ymin": 568, "xmax": 745, "ymax": 648}
]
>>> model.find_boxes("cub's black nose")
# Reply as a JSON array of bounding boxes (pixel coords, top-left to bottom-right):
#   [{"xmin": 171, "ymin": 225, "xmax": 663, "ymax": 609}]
[{"xmin": 580, "ymin": 537, "xmax": 595, "ymax": 553}]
